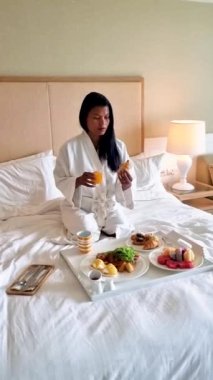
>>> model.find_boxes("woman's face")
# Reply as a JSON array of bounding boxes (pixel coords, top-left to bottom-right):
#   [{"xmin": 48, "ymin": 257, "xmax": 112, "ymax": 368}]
[{"xmin": 86, "ymin": 106, "xmax": 110, "ymax": 142}]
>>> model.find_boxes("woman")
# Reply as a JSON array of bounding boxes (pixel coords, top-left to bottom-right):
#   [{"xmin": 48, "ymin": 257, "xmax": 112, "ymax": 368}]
[{"xmin": 54, "ymin": 92, "xmax": 135, "ymax": 240}]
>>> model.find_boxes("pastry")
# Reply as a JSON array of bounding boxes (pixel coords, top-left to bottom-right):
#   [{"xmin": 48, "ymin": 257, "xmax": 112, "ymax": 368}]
[
  {"xmin": 118, "ymin": 160, "xmax": 130, "ymax": 173},
  {"xmin": 131, "ymin": 233, "xmax": 159, "ymax": 249},
  {"xmin": 161, "ymin": 246, "xmax": 176, "ymax": 256}
]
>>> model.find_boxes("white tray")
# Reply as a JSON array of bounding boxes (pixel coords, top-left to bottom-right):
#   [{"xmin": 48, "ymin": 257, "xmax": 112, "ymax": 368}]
[{"xmin": 60, "ymin": 231, "xmax": 213, "ymax": 301}]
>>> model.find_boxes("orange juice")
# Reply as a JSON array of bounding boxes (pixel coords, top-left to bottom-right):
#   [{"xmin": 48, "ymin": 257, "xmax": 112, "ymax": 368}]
[{"xmin": 93, "ymin": 171, "xmax": 103, "ymax": 185}]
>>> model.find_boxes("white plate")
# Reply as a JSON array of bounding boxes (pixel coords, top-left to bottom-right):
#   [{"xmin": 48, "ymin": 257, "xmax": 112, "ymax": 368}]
[
  {"xmin": 149, "ymin": 248, "xmax": 204, "ymax": 272},
  {"xmin": 79, "ymin": 254, "xmax": 149, "ymax": 282},
  {"xmin": 126, "ymin": 236, "xmax": 163, "ymax": 253}
]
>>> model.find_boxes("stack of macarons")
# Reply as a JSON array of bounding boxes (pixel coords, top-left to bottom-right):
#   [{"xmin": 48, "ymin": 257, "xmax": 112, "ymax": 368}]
[{"xmin": 77, "ymin": 230, "xmax": 93, "ymax": 254}]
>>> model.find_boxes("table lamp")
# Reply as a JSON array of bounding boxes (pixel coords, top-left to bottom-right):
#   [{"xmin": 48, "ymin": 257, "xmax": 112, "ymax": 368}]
[{"xmin": 167, "ymin": 120, "xmax": 206, "ymax": 191}]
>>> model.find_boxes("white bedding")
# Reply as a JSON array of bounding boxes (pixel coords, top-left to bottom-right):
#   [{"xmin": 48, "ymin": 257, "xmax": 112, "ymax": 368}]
[{"xmin": 1, "ymin": 196, "xmax": 213, "ymax": 380}]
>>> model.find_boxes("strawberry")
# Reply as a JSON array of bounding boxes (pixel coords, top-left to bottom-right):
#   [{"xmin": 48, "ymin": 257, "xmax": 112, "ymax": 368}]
[
  {"xmin": 157, "ymin": 255, "xmax": 169, "ymax": 265},
  {"xmin": 166, "ymin": 259, "xmax": 179, "ymax": 269},
  {"xmin": 178, "ymin": 261, "xmax": 194, "ymax": 269},
  {"xmin": 178, "ymin": 261, "xmax": 187, "ymax": 269}
]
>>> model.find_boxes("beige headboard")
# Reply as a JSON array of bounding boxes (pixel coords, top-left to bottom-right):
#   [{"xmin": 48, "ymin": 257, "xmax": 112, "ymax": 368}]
[
  {"xmin": 196, "ymin": 154, "xmax": 213, "ymax": 185},
  {"xmin": 0, "ymin": 77, "xmax": 144, "ymax": 163}
]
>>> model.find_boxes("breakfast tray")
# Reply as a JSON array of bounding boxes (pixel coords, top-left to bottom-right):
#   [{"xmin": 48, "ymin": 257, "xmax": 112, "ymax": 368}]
[{"xmin": 60, "ymin": 231, "xmax": 213, "ymax": 301}]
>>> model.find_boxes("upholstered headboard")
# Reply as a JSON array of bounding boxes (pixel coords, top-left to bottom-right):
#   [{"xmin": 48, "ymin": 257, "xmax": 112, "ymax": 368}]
[
  {"xmin": 196, "ymin": 154, "xmax": 213, "ymax": 185},
  {"xmin": 0, "ymin": 77, "xmax": 144, "ymax": 163}
]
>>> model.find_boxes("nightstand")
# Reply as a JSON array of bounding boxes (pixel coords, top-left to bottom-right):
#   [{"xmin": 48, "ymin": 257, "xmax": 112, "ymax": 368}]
[{"xmin": 165, "ymin": 181, "xmax": 213, "ymax": 213}]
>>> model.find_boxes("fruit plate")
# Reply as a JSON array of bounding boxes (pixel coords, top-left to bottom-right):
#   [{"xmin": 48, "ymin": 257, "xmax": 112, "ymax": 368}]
[
  {"xmin": 79, "ymin": 253, "xmax": 149, "ymax": 282},
  {"xmin": 149, "ymin": 247, "xmax": 204, "ymax": 272}
]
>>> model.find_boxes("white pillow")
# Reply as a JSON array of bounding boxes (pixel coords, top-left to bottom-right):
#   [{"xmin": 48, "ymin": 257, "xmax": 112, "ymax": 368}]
[
  {"xmin": 131, "ymin": 153, "xmax": 171, "ymax": 200},
  {"xmin": 0, "ymin": 151, "xmax": 63, "ymax": 220}
]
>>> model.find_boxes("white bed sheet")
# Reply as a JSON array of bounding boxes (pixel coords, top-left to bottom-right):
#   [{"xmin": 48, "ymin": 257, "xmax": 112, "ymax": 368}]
[{"xmin": 1, "ymin": 196, "xmax": 213, "ymax": 380}]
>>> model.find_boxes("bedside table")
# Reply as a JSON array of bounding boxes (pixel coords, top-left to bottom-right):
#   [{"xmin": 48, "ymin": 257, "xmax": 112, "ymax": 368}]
[{"xmin": 165, "ymin": 181, "xmax": 213, "ymax": 213}]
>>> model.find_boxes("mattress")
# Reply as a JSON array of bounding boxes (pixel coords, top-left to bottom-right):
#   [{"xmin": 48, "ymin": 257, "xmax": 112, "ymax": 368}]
[{"xmin": 1, "ymin": 196, "xmax": 213, "ymax": 380}]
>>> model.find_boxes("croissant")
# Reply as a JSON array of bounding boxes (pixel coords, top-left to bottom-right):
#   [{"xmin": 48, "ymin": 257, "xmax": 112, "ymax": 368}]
[
  {"xmin": 131, "ymin": 233, "xmax": 159, "ymax": 249},
  {"xmin": 143, "ymin": 239, "xmax": 159, "ymax": 249},
  {"xmin": 118, "ymin": 160, "xmax": 130, "ymax": 173}
]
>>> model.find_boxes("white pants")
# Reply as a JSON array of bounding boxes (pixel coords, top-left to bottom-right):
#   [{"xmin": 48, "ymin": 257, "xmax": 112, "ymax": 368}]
[{"xmin": 60, "ymin": 203, "xmax": 133, "ymax": 241}]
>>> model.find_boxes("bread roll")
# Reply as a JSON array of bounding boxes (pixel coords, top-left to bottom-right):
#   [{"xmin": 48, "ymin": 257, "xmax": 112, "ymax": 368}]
[{"xmin": 118, "ymin": 160, "xmax": 130, "ymax": 173}]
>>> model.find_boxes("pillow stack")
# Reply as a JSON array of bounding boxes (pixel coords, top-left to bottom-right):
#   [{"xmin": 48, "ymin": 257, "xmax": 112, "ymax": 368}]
[
  {"xmin": 0, "ymin": 151, "xmax": 62, "ymax": 220},
  {"xmin": 130, "ymin": 153, "xmax": 173, "ymax": 201}
]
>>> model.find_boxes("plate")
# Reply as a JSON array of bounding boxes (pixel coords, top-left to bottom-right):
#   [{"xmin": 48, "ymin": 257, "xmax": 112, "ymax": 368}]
[
  {"xmin": 126, "ymin": 235, "xmax": 163, "ymax": 253},
  {"xmin": 79, "ymin": 254, "xmax": 149, "ymax": 282},
  {"xmin": 149, "ymin": 248, "xmax": 204, "ymax": 272}
]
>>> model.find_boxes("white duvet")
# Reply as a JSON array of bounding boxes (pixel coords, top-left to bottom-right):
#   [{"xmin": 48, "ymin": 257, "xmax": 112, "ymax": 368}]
[{"xmin": 1, "ymin": 196, "xmax": 213, "ymax": 380}]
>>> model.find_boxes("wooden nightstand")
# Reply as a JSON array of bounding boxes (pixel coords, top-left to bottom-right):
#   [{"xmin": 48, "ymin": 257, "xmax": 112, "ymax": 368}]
[{"xmin": 165, "ymin": 181, "xmax": 213, "ymax": 213}]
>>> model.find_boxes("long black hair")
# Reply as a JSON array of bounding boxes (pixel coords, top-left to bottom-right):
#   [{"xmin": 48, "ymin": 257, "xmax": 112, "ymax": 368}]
[{"xmin": 79, "ymin": 92, "xmax": 121, "ymax": 172}]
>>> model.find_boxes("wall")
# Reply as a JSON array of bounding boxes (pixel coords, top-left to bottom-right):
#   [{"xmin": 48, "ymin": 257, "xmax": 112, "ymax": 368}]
[{"xmin": 0, "ymin": 0, "xmax": 213, "ymax": 138}]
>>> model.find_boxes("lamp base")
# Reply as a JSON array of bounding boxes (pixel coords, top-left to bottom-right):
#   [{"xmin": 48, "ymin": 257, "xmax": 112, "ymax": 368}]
[
  {"xmin": 172, "ymin": 182, "xmax": 195, "ymax": 191},
  {"xmin": 172, "ymin": 155, "xmax": 194, "ymax": 191}
]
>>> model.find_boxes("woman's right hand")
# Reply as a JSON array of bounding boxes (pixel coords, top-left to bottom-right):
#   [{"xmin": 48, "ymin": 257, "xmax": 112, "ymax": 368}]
[{"xmin": 76, "ymin": 172, "xmax": 96, "ymax": 188}]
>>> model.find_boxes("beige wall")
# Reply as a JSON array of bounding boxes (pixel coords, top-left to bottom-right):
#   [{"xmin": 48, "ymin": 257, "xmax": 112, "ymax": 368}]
[{"xmin": 0, "ymin": 0, "xmax": 213, "ymax": 137}]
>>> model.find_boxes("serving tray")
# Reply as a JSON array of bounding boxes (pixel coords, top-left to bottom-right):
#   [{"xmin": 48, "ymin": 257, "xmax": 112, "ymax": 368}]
[
  {"xmin": 6, "ymin": 264, "xmax": 55, "ymax": 296},
  {"xmin": 60, "ymin": 231, "xmax": 213, "ymax": 301}
]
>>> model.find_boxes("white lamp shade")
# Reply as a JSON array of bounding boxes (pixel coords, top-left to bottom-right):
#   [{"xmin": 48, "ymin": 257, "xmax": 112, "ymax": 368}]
[{"xmin": 167, "ymin": 120, "xmax": 206, "ymax": 155}]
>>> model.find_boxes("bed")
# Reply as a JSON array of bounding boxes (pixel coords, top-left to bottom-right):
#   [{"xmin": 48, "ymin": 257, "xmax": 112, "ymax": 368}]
[{"xmin": 1, "ymin": 77, "xmax": 213, "ymax": 380}]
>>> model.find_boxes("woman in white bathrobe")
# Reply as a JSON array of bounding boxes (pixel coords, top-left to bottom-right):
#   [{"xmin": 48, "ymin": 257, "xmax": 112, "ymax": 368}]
[{"xmin": 54, "ymin": 92, "xmax": 135, "ymax": 240}]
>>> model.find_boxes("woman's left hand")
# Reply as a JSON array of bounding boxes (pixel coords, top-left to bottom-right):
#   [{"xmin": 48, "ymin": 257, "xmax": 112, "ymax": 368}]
[{"xmin": 118, "ymin": 170, "xmax": 133, "ymax": 191}]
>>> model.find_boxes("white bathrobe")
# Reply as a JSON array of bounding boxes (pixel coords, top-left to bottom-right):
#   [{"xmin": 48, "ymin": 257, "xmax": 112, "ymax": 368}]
[{"xmin": 54, "ymin": 131, "xmax": 135, "ymax": 239}]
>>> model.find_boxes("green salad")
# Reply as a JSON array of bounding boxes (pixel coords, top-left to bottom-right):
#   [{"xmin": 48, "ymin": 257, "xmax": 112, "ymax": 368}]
[{"xmin": 113, "ymin": 246, "xmax": 136, "ymax": 262}]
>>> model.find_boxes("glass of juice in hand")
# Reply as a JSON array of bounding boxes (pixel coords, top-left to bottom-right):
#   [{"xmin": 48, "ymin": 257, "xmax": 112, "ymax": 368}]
[{"xmin": 93, "ymin": 171, "xmax": 103, "ymax": 185}]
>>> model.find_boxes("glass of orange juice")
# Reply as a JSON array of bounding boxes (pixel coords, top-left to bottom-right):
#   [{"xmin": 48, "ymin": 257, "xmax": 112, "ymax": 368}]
[{"xmin": 93, "ymin": 171, "xmax": 103, "ymax": 185}]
